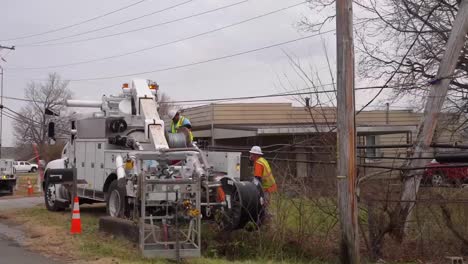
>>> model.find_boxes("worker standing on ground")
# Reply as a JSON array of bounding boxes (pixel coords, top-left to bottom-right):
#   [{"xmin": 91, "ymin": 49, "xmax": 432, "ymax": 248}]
[
  {"xmin": 168, "ymin": 109, "xmax": 193, "ymax": 142},
  {"xmin": 249, "ymin": 146, "xmax": 277, "ymax": 209}
]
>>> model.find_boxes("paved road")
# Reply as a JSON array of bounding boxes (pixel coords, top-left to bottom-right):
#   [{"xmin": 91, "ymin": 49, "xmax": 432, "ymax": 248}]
[
  {"xmin": 0, "ymin": 235, "xmax": 60, "ymax": 264},
  {"xmin": 0, "ymin": 196, "xmax": 43, "ymax": 210},
  {"xmin": 0, "ymin": 196, "xmax": 60, "ymax": 264}
]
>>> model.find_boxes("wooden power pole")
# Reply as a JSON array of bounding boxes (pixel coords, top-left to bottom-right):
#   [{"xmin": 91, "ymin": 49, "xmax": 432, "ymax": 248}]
[
  {"xmin": 396, "ymin": 0, "xmax": 468, "ymax": 239},
  {"xmin": 336, "ymin": 0, "xmax": 359, "ymax": 263}
]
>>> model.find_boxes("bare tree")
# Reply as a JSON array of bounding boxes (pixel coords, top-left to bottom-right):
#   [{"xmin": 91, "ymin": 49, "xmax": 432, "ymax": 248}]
[
  {"xmin": 298, "ymin": 0, "xmax": 468, "ymax": 258},
  {"xmin": 302, "ymin": 0, "xmax": 468, "ymax": 122},
  {"xmin": 158, "ymin": 92, "xmax": 177, "ymax": 118},
  {"xmin": 13, "ymin": 73, "xmax": 72, "ymax": 160}
]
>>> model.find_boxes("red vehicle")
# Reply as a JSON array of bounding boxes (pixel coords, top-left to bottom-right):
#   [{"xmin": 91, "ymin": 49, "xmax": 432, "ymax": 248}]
[{"xmin": 423, "ymin": 153, "xmax": 468, "ymax": 187}]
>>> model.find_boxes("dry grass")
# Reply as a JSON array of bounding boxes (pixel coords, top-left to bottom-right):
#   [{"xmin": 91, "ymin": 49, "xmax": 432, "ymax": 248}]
[
  {"xmin": 0, "ymin": 173, "xmax": 41, "ymax": 198},
  {"xmin": 0, "ymin": 204, "xmax": 322, "ymax": 264},
  {"xmin": 14, "ymin": 173, "xmax": 42, "ymax": 197},
  {"xmin": 0, "ymin": 192, "xmax": 440, "ymax": 264}
]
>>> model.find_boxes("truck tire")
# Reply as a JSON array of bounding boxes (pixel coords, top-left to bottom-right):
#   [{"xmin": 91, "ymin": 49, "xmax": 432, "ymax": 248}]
[
  {"xmin": 44, "ymin": 180, "xmax": 66, "ymax": 212},
  {"xmin": 30, "ymin": 167, "xmax": 37, "ymax": 173},
  {"xmin": 106, "ymin": 180, "xmax": 127, "ymax": 218}
]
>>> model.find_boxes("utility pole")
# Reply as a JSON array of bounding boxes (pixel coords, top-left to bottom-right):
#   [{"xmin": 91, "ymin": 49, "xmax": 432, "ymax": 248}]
[
  {"xmin": 0, "ymin": 45, "xmax": 15, "ymax": 159},
  {"xmin": 396, "ymin": 0, "xmax": 468, "ymax": 240},
  {"xmin": 336, "ymin": 0, "xmax": 359, "ymax": 263}
]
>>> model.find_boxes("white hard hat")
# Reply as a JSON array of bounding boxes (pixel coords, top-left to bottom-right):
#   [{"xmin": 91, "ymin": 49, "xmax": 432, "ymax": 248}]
[
  {"xmin": 168, "ymin": 109, "xmax": 179, "ymax": 119},
  {"xmin": 249, "ymin": 146, "xmax": 263, "ymax": 155}
]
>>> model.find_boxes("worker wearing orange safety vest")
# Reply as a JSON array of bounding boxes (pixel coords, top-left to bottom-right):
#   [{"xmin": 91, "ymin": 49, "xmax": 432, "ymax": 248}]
[
  {"xmin": 249, "ymin": 146, "xmax": 277, "ymax": 206},
  {"xmin": 168, "ymin": 109, "xmax": 194, "ymax": 142}
]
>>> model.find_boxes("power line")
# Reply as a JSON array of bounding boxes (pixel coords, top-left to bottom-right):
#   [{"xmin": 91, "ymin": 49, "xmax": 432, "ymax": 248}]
[
  {"xmin": 14, "ymin": 12, "xmax": 385, "ymax": 80},
  {"xmin": 3, "ymin": 107, "xmax": 43, "ymax": 126},
  {"xmin": 10, "ymin": 1, "xmax": 306, "ymax": 70},
  {"xmin": 64, "ymin": 30, "xmax": 337, "ymax": 81},
  {"xmin": 2, "ymin": 96, "xmax": 32, "ymax": 103},
  {"xmin": 0, "ymin": 83, "xmax": 418, "ymax": 105},
  {"xmin": 17, "ymin": 0, "xmax": 241, "ymax": 47},
  {"xmin": 17, "ymin": 0, "xmax": 195, "ymax": 46},
  {"xmin": 165, "ymin": 84, "xmax": 415, "ymax": 104},
  {"xmin": 17, "ymin": 0, "xmax": 249, "ymax": 47},
  {"xmin": 1, "ymin": 0, "xmax": 148, "ymax": 42},
  {"xmin": 3, "ymin": 106, "xmax": 70, "ymax": 135},
  {"xmin": 1, "ymin": 83, "xmax": 337, "ymax": 104},
  {"xmin": 3, "ymin": 112, "xmax": 26, "ymax": 126}
]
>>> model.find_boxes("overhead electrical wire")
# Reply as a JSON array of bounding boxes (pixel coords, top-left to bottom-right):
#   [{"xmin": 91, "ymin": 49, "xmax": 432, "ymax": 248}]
[
  {"xmin": 3, "ymin": 106, "xmax": 45, "ymax": 126},
  {"xmin": 10, "ymin": 1, "xmax": 307, "ymax": 70},
  {"xmin": 164, "ymin": 84, "xmax": 418, "ymax": 104},
  {"xmin": 3, "ymin": 106, "xmax": 71, "ymax": 134},
  {"xmin": 1, "ymin": 83, "xmax": 418, "ymax": 105},
  {"xmin": 18, "ymin": 0, "xmax": 215, "ymax": 47},
  {"xmin": 9, "ymin": 9, "xmax": 392, "ymax": 79},
  {"xmin": 65, "ymin": 29, "xmax": 337, "ymax": 81},
  {"xmin": 2, "ymin": 112, "xmax": 23, "ymax": 123},
  {"xmin": 0, "ymin": 0, "xmax": 148, "ymax": 41},
  {"xmin": 2, "ymin": 96, "xmax": 33, "ymax": 103},
  {"xmin": 18, "ymin": 0, "xmax": 249, "ymax": 47},
  {"xmin": 8, "ymin": 5, "xmax": 396, "ymax": 82}
]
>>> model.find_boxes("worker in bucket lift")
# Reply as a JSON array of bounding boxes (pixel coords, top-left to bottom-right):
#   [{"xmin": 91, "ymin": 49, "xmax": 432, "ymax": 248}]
[
  {"xmin": 249, "ymin": 146, "xmax": 277, "ymax": 208},
  {"xmin": 168, "ymin": 109, "xmax": 193, "ymax": 142}
]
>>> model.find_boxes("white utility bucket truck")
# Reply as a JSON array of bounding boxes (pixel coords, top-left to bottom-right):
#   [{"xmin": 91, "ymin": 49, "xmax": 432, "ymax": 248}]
[{"xmin": 43, "ymin": 80, "xmax": 265, "ymax": 258}]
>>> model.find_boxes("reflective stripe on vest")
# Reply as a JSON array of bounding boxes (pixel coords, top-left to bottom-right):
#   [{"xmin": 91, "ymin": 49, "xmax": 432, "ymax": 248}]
[
  {"xmin": 171, "ymin": 116, "xmax": 193, "ymax": 141},
  {"xmin": 255, "ymin": 157, "xmax": 277, "ymax": 192}
]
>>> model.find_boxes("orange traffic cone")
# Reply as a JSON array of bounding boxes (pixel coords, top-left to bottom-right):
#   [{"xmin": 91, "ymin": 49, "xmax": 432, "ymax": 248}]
[
  {"xmin": 27, "ymin": 180, "xmax": 33, "ymax": 195},
  {"xmin": 70, "ymin": 196, "xmax": 82, "ymax": 235}
]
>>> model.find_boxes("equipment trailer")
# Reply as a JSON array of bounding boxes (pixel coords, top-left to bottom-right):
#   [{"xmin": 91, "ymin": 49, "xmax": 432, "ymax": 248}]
[{"xmin": 43, "ymin": 80, "xmax": 265, "ymax": 258}]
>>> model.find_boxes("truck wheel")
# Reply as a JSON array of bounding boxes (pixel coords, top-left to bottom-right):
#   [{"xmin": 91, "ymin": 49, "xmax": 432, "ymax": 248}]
[
  {"xmin": 30, "ymin": 167, "xmax": 37, "ymax": 173},
  {"xmin": 44, "ymin": 180, "xmax": 65, "ymax": 211},
  {"xmin": 106, "ymin": 180, "xmax": 127, "ymax": 218}
]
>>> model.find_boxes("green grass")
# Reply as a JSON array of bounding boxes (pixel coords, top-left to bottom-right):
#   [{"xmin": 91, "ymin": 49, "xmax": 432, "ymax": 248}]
[
  {"xmin": 11, "ymin": 205, "xmax": 326, "ymax": 264},
  {"xmin": 7, "ymin": 195, "xmax": 444, "ymax": 264}
]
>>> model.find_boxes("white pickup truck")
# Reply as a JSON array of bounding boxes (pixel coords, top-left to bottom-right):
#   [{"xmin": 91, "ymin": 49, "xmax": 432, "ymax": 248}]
[{"xmin": 13, "ymin": 161, "xmax": 38, "ymax": 173}]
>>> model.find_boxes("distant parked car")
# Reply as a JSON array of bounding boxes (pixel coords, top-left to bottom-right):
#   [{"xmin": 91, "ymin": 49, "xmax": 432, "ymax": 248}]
[
  {"xmin": 422, "ymin": 153, "xmax": 468, "ymax": 187},
  {"xmin": 13, "ymin": 161, "xmax": 39, "ymax": 173}
]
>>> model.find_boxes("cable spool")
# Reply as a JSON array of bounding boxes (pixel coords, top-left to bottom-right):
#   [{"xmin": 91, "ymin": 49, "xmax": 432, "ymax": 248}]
[
  {"xmin": 109, "ymin": 119, "xmax": 127, "ymax": 133},
  {"xmin": 167, "ymin": 132, "xmax": 189, "ymax": 148}
]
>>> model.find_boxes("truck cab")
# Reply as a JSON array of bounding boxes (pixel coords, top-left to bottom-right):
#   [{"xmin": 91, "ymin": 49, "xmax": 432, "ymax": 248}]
[{"xmin": 0, "ymin": 159, "xmax": 17, "ymax": 195}]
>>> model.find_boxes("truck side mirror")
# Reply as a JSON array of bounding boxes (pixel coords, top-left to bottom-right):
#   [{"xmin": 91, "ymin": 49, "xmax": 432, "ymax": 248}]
[{"xmin": 48, "ymin": 122, "xmax": 55, "ymax": 139}]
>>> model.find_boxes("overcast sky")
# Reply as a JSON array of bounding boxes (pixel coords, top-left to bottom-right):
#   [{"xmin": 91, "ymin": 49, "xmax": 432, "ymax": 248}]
[{"xmin": 0, "ymin": 0, "xmax": 404, "ymax": 146}]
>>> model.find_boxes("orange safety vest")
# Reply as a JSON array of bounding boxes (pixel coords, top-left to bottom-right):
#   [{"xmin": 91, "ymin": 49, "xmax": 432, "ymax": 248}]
[
  {"xmin": 171, "ymin": 116, "xmax": 193, "ymax": 142},
  {"xmin": 255, "ymin": 157, "xmax": 277, "ymax": 193}
]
